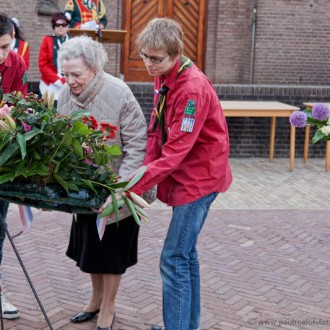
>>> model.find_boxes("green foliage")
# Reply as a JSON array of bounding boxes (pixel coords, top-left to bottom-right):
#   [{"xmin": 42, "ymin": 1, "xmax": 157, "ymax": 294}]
[
  {"xmin": 0, "ymin": 91, "xmax": 120, "ymax": 198},
  {"xmin": 0, "ymin": 92, "xmax": 150, "ymax": 222}
]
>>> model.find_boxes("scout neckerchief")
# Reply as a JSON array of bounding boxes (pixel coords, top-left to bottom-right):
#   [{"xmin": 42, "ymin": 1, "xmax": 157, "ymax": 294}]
[
  {"xmin": 53, "ymin": 34, "xmax": 70, "ymax": 73},
  {"xmin": 152, "ymin": 55, "xmax": 193, "ymax": 145}
]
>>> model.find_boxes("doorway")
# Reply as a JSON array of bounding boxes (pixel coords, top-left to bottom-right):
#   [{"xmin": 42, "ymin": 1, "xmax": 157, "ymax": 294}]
[{"xmin": 122, "ymin": 0, "xmax": 208, "ymax": 81}]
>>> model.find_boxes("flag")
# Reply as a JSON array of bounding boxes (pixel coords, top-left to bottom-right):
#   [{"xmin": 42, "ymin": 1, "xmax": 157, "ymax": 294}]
[{"xmin": 18, "ymin": 205, "xmax": 33, "ymax": 231}]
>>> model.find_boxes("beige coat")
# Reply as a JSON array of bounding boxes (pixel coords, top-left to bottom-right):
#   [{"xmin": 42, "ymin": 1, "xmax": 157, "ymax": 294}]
[{"xmin": 57, "ymin": 71, "xmax": 152, "ymax": 221}]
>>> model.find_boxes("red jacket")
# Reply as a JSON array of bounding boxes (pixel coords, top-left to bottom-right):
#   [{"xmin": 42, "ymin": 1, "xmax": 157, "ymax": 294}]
[
  {"xmin": 0, "ymin": 50, "xmax": 27, "ymax": 95},
  {"xmin": 131, "ymin": 58, "xmax": 232, "ymax": 206},
  {"xmin": 38, "ymin": 36, "xmax": 66, "ymax": 85}
]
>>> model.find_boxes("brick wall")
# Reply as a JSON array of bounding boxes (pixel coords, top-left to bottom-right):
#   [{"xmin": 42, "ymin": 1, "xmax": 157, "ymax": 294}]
[
  {"xmin": 251, "ymin": 0, "xmax": 330, "ymax": 85},
  {"xmin": 205, "ymin": 0, "xmax": 256, "ymax": 83},
  {"xmin": 204, "ymin": 0, "xmax": 330, "ymax": 84}
]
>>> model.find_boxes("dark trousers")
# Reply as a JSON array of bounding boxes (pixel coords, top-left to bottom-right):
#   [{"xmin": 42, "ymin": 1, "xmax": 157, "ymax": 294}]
[{"xmin": 0, "ymin": 201, "xmax": 9, "ymax": 265}]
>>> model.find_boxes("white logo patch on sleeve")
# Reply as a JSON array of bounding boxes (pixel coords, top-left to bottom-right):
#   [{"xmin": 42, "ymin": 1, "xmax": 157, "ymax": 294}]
[{"xmin": 180, "ymin": 117, "xmax": 195, "ymax": 132}]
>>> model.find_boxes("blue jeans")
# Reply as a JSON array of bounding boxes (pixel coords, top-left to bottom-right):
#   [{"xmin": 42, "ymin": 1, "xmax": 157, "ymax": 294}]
[
  {"xmin": 160, "ymin": 192, "xmax": 218, "ymax": 330},
  {"xmin": 0, "ymin": 200, "xmax": 9, "ymax": 265}
]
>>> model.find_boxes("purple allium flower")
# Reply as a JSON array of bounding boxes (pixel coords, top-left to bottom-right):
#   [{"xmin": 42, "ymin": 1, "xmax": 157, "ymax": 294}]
[
  {"xmin": 312, "ymin": 103, "xmax": 330, "ymax": 121},
  {"xmin": 289, "ymin": 111, "xmax": 307, "ymax": 128}
]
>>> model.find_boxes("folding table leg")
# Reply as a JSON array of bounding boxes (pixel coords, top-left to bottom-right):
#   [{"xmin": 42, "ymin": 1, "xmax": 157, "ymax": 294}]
[{"xmin": 269, "ymin": 117, "xmax": 276, "ymax": 161}]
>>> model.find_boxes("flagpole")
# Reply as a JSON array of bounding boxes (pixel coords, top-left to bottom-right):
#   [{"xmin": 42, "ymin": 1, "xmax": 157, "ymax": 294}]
[{"xmin": 0, "ymin": 213, "xmax": 54, "ymax": 329}]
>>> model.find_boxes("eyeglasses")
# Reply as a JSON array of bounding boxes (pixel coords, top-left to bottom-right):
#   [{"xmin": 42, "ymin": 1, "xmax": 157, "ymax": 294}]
[
  {"xmin": 138, "ymin": 50, "xmax": 169, "ymax": 64},
  {"xmin": 54, "ymin": 23, "xmax": 69, "ymax": 28},
  {"xmin": 61, "ymin": 67, "xmax": 89, "ymax": 81}
]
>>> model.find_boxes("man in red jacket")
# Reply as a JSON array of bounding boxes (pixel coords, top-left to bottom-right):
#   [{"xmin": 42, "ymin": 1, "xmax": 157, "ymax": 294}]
[
  {"xmin": 100, "ymin": 18, "xmax": 232, "ymax": 330},
  {"xmin": 0, "ymin": 12, "xmax": 28, "ymax": 320}
]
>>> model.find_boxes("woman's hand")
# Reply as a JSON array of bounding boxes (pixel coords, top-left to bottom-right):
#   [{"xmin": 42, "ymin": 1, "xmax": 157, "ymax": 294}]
[
  {"xmin": 96, "ymin": 194, "xmax": 112, "ymax": 214},
  {"xmin": 95, "ymin": 191, "xmax": 123, "ymax": 214},
  {"xmin": 95, "ymin": 166, "xmax": 149, "ymax": 221}
]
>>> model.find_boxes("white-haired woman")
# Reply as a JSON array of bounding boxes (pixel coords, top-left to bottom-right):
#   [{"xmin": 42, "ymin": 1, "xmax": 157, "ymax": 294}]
[{"xmin": 57, "ymin": 36, "xmax": 152, "ymax": 330}]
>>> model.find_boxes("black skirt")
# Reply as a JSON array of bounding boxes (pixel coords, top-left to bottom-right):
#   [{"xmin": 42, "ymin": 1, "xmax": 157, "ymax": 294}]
[{"xmin": 66, "ymin": 214, "xmax": 139, "ymax": 274}]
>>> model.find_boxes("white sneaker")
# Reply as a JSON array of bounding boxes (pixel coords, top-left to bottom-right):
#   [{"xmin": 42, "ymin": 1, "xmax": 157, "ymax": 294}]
[{"xmin": 1, "ymin": 293, "xmax": 19, "ymax": 319}]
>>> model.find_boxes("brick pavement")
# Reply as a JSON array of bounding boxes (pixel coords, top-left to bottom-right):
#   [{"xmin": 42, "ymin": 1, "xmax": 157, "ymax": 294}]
[{"xmin": 1, "ymin": 158, "xmax": 330, "ymax": 330}]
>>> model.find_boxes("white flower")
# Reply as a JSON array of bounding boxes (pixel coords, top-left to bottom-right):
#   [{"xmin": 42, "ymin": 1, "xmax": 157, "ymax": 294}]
[{"xmin": 320, "ymin": 125, "xmax": 330, "ymax": 136}]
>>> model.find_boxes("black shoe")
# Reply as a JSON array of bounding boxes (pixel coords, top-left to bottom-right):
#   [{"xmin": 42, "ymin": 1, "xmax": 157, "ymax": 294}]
[
  {"xmin": 70, "ymin": 309, "xmax": 100, "ymax": 323},
  {"xmin": 95, "ymin": 313, "xmax": 115, "ymax": 330},
  {"xmin": 150, "ymin": 326, "xmax": 165, "ymax": 330}
]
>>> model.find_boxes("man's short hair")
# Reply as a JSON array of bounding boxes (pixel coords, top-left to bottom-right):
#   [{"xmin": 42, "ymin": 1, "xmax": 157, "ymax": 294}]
[
  {"xmin": 0, "ymin": 12, "xmax": 14, "ymax": 38},
  {"xmin": 136, "ymin": 18, "xmax": 184, "ymax": 57}
]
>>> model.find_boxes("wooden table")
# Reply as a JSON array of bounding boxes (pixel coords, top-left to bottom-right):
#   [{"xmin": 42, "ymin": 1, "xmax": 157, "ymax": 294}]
[
  {"xmin": 221, "ymin": 101, "xmax": 300, "ymax": 171},
  {"xmin": 303, "ymin": 102, "xmax": 330, "ymax": 171}
]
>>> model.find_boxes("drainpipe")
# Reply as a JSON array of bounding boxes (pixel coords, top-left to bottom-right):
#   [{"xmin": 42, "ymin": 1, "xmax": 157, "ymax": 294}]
[
  {"xmin": 211, "ymin": 0, "xmax": 220, "ymax": 82},
  {"xmin": 249, "ymin": 4, "xmax": 257, "ymax": 84}
]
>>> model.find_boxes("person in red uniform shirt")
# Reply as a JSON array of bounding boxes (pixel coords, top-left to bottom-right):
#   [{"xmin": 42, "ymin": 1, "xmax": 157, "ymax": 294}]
[
  {"xmin": 38, "ymin": 12, "xmax": 70, "ymax": 103},
  {"xmin": 0, "ymin": 12, "xmax": 28, "ymax": 320},
  {"xmin": 99, "ymin": 18, "xmax": 232, "ymax": 330},
  {"xmin": 11, "ymin": 17, "xmax": 30, "ymax": 70}
]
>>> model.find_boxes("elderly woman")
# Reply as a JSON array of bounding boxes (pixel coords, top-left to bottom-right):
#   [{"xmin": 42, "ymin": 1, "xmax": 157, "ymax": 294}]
[{"xmin": 57, "ymin": 36, "xmax": 148, "ymax": 330}]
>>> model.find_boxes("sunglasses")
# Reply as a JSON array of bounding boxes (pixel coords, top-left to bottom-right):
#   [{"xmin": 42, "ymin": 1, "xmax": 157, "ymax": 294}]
[{"xmin": 54, "ymin": 23, "xmax": 69, "ymax": 28}]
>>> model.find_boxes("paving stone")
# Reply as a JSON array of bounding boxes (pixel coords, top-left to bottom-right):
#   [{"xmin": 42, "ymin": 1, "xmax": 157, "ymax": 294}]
[{"xmin": 1, "ymin": 158, "xmax": 330, "ymax": 329}]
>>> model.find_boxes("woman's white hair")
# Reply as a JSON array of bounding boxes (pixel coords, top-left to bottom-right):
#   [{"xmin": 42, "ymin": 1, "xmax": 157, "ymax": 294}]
[{"xmin": 59, "ymin": 36, "xmax": 108, "ymax": 71}]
